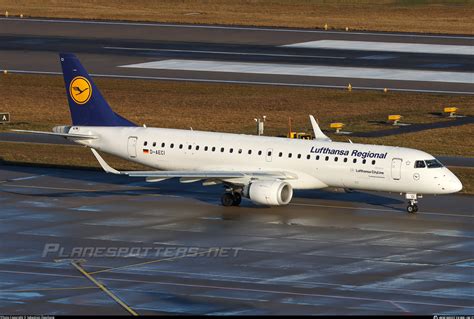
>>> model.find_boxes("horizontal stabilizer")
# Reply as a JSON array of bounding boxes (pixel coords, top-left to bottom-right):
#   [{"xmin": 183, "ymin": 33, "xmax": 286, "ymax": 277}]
[{"xmin": 12, "ymin": 129, "xmax": 98, "ymax": 140}]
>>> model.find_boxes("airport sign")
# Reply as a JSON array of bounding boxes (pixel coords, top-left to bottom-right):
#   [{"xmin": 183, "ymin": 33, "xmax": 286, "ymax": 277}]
[{"xmin": 0, "ymin": 112, "xmax": 10, "ymax": 124}]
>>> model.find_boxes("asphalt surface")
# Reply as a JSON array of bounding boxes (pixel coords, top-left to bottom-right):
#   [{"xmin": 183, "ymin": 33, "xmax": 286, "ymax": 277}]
[
  {"xmin": 0, "ymin": 17, "xmax": 473, "ymax": 94},
  {"xmin": 0, "ymin": 164, "xmax": 473, "ymax": 315}
]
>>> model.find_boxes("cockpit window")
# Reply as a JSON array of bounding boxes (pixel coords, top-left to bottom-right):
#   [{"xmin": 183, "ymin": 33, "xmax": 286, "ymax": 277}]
[
  {"xmin": 425, "ymin": 159, "xmax": 443, "ymax": 168},
  {"xmin": 414, "ymin": 160, "xmax": 426, "ymax": 168}
]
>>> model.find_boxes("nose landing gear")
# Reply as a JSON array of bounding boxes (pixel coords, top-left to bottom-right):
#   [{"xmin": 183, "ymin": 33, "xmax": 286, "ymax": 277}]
[{"xmin": 405, "ymin": 193, "xmax": 421, "ymax": 213}]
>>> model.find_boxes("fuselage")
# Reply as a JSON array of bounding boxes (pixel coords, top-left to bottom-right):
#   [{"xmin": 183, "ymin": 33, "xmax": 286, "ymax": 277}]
[{"xmin": 71, "ymin": 125, "xmax": 462, "ymax": 195}]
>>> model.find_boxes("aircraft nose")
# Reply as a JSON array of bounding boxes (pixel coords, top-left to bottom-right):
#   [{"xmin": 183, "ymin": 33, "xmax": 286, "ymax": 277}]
[
  {"xmin": 444, "ymin": 170, "xmax": 463, "ymax": 193},
  {"xmin": 450, "ymin": 175, "xmax": 463, "ymax": 193}
]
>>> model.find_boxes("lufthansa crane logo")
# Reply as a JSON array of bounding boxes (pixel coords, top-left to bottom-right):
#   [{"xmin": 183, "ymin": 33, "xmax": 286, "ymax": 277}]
[{"xmin": 69, "ymin": 76, "xmax": 92, "ymax": 105}]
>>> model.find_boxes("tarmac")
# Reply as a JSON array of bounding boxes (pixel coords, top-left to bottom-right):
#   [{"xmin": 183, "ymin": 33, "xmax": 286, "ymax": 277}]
[
  {"xmin": 0, "ymin": 17, "xmax": 473, "ymax": 94},
  {"xmin": 0, "ymin": 164, "xmax": 472, "ymax": 315}
]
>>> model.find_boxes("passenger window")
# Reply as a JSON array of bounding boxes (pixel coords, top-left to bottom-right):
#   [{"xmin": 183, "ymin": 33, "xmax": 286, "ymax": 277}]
[
  {"xmin": 306, "ymin": 154, "xmax": 310, "ymax": 160},
  {"xmin": 221, "ymin": 147, "xmax": 224, "ymax": 152},
  {"xmin": 372, "ymin": 160, "xmax": 376, "ymax": 165},
  {"xmin": 170, "ymin": 143, "xmax": 174, "ymax": 148},
  {"xmin": 344, "ymin": 158, "xmax": 348, "ymax": 163},
  {"xmin": 161, "ymin": 142, "xmax": 165, "ymax": 147},
  {"xmin": 238, "ymin": 149, "xmax": 242, "ymax": 154},
  {"xmin": 353, "ymin": 158, "xmax": 357, "ymax": 163},
  {"xmin": 415, "ymin": 160, "xmax": 426, "ymax": 168},
  {"xmin": 229, "ymin": 148, "xmax": 233, "ymax": 153},
  {"xmin": 152, "ymin": 142, "xmax": 156, "ymax": 147},
  {"xmin": 362, "ymin": 159, "xmax": 366, "ymax": 164},
  {"xmin": 279, "ymin": 152, "xmax": 283, "ymax": 157},
  {"xmin": 196, "ymin": 145, "xmax": 199, "ymax": 150},
  {"xmin": 297, "ymin": 154, "xmax": 301, "ymax": 159},
  {"xmin": 325, "ymin": 156, "xmax": 329, "ymax": 161},
  {"xmin": 179, "ymin": 144, "xmax": 183, "ymax": 149},
  {"xmin": 288, "ymin": 153, "xmax": 292, "ymax": 158},
  {"xmin": 204, "ymin": 146, "xmax": 208, "ymax": 151},
  {"xmin": 335, "ymin": 157, "xmax": 338, "ymax": 162},
  {"xmin": 258, "ymin": 150, "xmax": 262, "ymax": 155},
  {"xmin": 267, "ymin": 151, "xmax": 272, "ymax": 156},
  {"xmin": 188, "ymin": 145, "xmax": 192, "ymax": 150},
  {"xmin": 144, "ymin": 141, "xmax": 148, "ymax": 146},
  {"xmin": 212, "ymin": 147, "xmax": 216, "ymax": 152},
  {"xmin": 248, "ymin": 150, "xmax": 252, "ymax": 155},
  {"xmin": 316, "ymin": 155, "xmax": 320, "ymax": 160}
]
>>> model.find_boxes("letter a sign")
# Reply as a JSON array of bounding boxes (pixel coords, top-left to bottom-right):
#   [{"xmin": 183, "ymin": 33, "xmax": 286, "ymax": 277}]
[{"xmin": 0, "ymin": 112, "xmax": 10, "ymax": 123}]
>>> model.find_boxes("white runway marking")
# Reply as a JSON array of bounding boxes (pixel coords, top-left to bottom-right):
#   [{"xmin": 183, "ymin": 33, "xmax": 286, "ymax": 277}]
[
  {"xmin": 6, "ymin": 70, "xmax": 474, "ymax": 95},
  {"xmin": 104, "ymin": 46, "xmax": 346, "ymax": 59},
  {"xmin": 282, "ymin": 40, "xmax": 474, "ymax": 55},
  {"xmin": 121, "ymin": 59, "xmax": 474, "ymax": 84}
]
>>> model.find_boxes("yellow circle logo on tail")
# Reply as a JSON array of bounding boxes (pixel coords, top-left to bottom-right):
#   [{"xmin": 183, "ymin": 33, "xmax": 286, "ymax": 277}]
[{"xmin": 69, "ymin": 76, "xmax": 92, "ymax": 105}]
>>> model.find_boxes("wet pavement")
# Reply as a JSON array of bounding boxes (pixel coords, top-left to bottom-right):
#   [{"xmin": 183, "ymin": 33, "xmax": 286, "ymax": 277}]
[{"xmin": 0, "ymin": 165, "xmax": 472, "ymax": 315}]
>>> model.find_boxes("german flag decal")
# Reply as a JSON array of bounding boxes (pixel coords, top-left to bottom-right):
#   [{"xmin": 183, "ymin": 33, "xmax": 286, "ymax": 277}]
[{"xmin": 143, "ymin": 149, "xmax": 149, "ymax": 154}]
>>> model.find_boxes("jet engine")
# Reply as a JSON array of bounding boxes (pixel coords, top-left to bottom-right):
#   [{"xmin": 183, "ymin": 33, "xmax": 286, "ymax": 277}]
[{"xmin": 243, "ymin": 180, "xmax": 293, "ymax": 206}]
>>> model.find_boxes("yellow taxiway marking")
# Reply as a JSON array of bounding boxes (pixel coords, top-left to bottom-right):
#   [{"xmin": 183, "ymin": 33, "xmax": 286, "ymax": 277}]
[
  {"xmin": 89, "ymin": 247, "xmax": 219, "ymax": 275},
  {"xmin": 71, "ymin": 261, "xmax": 138, "ymax": 316}
]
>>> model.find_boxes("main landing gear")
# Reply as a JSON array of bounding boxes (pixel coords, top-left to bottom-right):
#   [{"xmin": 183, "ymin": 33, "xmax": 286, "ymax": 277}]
[
  {"xmin": 405, "ymin": 193, "xmax": 421, "ymax": 213},
  {"xmin": 221, "ymin": 187, "xmax": 242, "ymax": 207}
]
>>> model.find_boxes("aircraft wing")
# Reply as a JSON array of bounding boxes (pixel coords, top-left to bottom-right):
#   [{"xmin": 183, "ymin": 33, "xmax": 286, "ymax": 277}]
[
  {"xmin": 12, "ymin": 129, "xmax": 98, "ymax": 140},
  {"xmin": 91, "ymin": 149, "xmax": 297, "ymax": 182}
]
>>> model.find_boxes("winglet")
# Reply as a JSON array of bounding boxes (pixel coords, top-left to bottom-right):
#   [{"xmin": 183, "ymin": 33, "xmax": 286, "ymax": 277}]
[
  {"xmin": 91, "ymin": 148, "xmax": 122, "ymax": 174},
  {"xmin": 309, "ymin": 115, "xmax": 332, "ymax": 142}
]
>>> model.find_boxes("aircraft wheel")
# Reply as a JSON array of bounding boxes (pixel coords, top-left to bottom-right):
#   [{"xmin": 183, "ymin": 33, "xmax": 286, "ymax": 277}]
[
  {"xmin": 221, "ymin": 193, "xmax": 235, "ymax": 207},
  {"xmin": 232, "ymin": 193, "xmax": 242, "ymax": 206},
  {"xmin": 407, "ymin": 204, "xmax": 418, "ymax": 214}
]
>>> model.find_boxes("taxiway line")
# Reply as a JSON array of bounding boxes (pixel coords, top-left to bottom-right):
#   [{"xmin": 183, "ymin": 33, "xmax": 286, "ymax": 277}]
[
  {"xmin": 0, "ymin": 286, "xmax": 97, "ymax": 292},
  {"xmin": 82, "ymin": 276, "xmax": 474, "ymax": 311},
  {"xmin": 71, "ymin": 261, "xmax": 138, "ymax": 316},
  {"xmin": 88, "ymin": 247, "xmax": 219, "ymax": 275},
  {"xmin": 0, "ymin": 268, "xmax": 472, "ymax": 311}
]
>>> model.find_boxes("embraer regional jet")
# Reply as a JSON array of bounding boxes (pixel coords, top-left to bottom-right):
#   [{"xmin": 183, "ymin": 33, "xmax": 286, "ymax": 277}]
[{"xmin": 15, "ymin": 53, "xmax": 463, "ymax": 213}]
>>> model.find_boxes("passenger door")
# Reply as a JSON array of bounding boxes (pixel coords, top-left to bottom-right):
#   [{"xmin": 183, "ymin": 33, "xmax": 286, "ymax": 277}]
[
  {"xmin": 127, "ymin": 136, "xmax": 138, "ymax": 158},
  {"xmin": 391, "ymin": 158, "xmax": 402, "ymax": 180}
]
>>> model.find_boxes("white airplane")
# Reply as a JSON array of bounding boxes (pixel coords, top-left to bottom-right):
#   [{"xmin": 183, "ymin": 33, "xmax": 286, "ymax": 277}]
[{"xmin": 15, "ymin": 53, "xmax": 463, "ymax": 213}]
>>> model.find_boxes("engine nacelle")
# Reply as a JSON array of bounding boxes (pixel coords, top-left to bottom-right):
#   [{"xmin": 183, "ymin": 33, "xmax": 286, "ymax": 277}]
[{"xmin": 243, "ymin": 180, "xmax": 293, "ymax": 206}]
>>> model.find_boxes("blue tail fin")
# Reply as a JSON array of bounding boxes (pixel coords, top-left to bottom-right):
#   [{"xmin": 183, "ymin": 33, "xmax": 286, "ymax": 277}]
[{"xmin": 60, "ymin": 53, "xmax": 136, "ymax": 127}]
